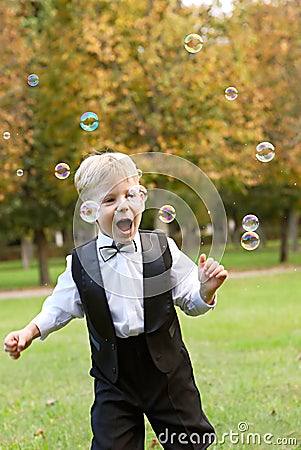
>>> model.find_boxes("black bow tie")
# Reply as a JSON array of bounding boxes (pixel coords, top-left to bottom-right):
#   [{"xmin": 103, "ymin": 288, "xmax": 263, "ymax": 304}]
[{"xmin": 99, "ymin": 241, "xmax": 137, "ymax": 262}]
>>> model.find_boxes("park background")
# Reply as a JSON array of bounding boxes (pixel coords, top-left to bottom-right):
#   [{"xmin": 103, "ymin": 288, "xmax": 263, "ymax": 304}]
[{"xmin": 0, "ymin": 0, "xmax": 300, "ymax": 449}]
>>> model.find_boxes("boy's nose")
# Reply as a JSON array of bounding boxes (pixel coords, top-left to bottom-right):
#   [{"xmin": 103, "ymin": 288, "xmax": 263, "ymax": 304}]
[{"xmin": 116, "ymin": 199, "xmax": 129, "ymax": 212}]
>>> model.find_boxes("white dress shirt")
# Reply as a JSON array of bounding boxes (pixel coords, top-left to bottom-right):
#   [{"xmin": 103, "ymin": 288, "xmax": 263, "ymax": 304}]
[{"xmin": 32, "ymin": 232, "xmax": 216, "ymax": 339}]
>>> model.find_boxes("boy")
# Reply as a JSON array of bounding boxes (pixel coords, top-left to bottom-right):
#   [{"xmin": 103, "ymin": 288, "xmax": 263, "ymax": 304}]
[{"xmin": 4, "ymin": 152, "xmax": 228, "ymax": 449}]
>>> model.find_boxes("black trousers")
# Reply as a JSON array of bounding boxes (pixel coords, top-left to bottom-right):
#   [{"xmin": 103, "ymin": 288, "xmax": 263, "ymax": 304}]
[{"xmin": 90, "ymin": 334, "xmax": 215, "ymax": 450}]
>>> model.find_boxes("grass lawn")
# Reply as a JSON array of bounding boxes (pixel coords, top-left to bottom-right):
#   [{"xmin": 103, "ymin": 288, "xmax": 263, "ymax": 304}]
[
  {"xmin": 220, "ymin": 240, "xmax": 301, "ymax": 272},
  {"xmin": 0, "ymin": 258, "xmax": 65, "ymax": 290},
  {"xmin": 0, "ymin": 240, "xmax": 300, "ymax": 290},
  {"xmin": 0, "ymin": 271, "xmax": 300, "ymax": 449}
]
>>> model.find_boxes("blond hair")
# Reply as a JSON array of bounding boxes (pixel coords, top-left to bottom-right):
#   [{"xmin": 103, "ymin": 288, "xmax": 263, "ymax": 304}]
[{"xmin": 74, "ymin": 152, "xmax": 138, "ymax": 201}]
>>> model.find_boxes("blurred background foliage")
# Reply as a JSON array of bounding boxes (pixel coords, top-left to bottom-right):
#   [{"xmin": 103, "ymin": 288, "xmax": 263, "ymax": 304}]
[{"xmin": 0, "ymin": 0, "xmax": 300, "ymax": 284}]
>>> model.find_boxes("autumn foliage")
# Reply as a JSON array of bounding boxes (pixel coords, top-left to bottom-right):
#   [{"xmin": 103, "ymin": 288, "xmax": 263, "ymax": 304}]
[{"xmin": 0, "ymin": 0, "xmax": 300, "ymax": 282}]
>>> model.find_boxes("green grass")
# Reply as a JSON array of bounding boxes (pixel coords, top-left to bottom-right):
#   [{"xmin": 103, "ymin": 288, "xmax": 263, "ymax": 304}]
[
  {"xmin": 0, "ymin": 258, "xmax": 66, "ymax": 290},
  {"xmin": 220, "ymin": 240, "xmax": 301, "ymax": 271},
  {"xmin": 0, "ymin": 241, "xmax": 300, "ymax": 290},
  {"xmin": 0, "ymin": 272, "xmax": 300, "ymax": 449}
]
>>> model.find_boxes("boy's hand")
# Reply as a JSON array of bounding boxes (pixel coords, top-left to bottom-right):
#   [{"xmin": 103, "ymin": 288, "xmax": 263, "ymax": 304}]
[
  {"xmin": 198, "ymin": 253, "xmax": 228, "ymax": 305},
  {"xmin": 3, "ymin": 323, "xmax": 40, "ymax": 360}
]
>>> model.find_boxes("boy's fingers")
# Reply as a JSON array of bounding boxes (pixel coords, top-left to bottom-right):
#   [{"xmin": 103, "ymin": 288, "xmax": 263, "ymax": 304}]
[
  {"xmin": 3, "ymin": 339, "xmax": 21, "ymax": 358},
  {"xmin": 4, "ymin": 335, "xmax": 18, "ymax": 352},
  {"xmin": 3, "ymin": 335, "xmax": 22, "ymax": 359},
  {"xmin": 9, "ymin": 351, "xmax": 21, "ymax": 360},
  {"xmin": 199, "ymin": 253, "xmax": 206, "ymax": 267},
  {"xmin": 17, "ymin": 336, "xmax": 26, "ymax": 352},
  {"xmin": 205, "ymin": 261, "xmax": 219, "ymax": 276},
  {"xmin": 208, "ymin": 264, "xmax": 224, "ymax": 278},
  {"xmin": 17, "ymin": 332, "xmax": 31, "ymax": 352},
  {"xmin": 202, "ymin": 257, "xmax": 214, "ymax": 273},
  {"xmin": 199, "ymin": 254, "xmax": 215, "ymax": 270},
  {"xmin": 216, "ymin": 269, "xmax": 229, "ymax": 280},
  {"xmin": 198, "ymin": 254, "xmax": 208, "ymax": 282}
]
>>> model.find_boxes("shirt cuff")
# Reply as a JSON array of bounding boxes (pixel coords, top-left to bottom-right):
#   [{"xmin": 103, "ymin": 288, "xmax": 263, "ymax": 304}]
[
  {"xmin": 31, "ymin": 317, "xmax": 49, "ymax": 340},
  {"xmin": 189, "ymin": 289, "xmax": 217, "ymax": 315}
]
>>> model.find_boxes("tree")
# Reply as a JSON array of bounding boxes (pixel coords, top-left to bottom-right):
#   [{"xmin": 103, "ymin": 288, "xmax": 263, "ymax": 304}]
[
  {"xmin": 0, "ymin": 0, "xmax": 91, "ymax": 284},
  {"xmin": 1, "ymin": 0, "xmax": 300, "ymax": 285},
  {"xmin": 191, "ymin": 0, "xmax": 301, "ymax": 259}
]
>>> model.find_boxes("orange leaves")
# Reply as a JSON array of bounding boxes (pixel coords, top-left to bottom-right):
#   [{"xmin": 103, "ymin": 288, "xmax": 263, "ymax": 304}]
[{"xmin": 0, "ymin": 0, "xmax": 300, "ymax": 240}]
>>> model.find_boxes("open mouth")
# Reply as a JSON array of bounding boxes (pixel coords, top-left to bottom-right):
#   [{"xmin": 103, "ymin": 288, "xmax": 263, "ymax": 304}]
[{"xmin": 116, "ymin": 219, "xmax": 133, "ymax": 232}]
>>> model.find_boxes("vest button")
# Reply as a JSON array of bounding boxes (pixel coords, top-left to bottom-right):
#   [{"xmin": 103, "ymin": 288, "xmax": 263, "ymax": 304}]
[
  {"xmin": 112, "ymin": 367, "xmax": 116, "ymax": 373},
  {"xmin": 112, "ymin": 344, "xmax": 116, "ymax": 350}
]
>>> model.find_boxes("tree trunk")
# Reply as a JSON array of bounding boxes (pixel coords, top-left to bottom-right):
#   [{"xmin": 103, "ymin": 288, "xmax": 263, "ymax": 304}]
[
  {"xmin": 21, "ymin": 236, "xmax": 33, "ymax": 270},
  {"xmin": 232, "ymin": 211, "xmax": 241, "ymax": 249},
  {"xmin": 280, "ymin": 207, "xmax": 290, "ymax": 263},
  {"xmin": 34, "ymin": 229, "xmax": 51, "ymax": 286},
  {"xmin": 62, "ymin": 226, "xmax": 74, "ymax": 254},
  {"xmin": 289, "ymin": 209, "xmax": 299, "ymax": 252}
]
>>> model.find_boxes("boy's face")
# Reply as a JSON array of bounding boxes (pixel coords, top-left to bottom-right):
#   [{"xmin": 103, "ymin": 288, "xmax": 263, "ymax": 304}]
[{"xmin": 97, "ymin": 177, "xmax": 146, "ymax": 243}]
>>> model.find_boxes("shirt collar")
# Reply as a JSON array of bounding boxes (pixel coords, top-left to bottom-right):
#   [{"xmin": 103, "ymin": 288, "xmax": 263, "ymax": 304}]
[{"xmin": 96, "ymin": 231, "xmax": 141, "ymax": 253}]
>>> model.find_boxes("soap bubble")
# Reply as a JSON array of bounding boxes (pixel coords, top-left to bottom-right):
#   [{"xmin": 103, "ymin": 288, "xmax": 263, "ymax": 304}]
[
  {"xmin": 2, "ymin": 131, "xmax": 11, "ymax": 140},
  {"xmin": 54, "ymin": 163, "xmax": 71, "ymax": 180},
  {"xmin": 16, "ymin": 169, "xmax": 24, "ymax": 177},
  {"xmin": 27, "ymin": 74, "xmax": 39, "ymax": 87},
  {"xmin": 80, "ymin": 200, "xmax": 100, "ymax": 223},
  {"xmin": 256, "ymin": 142, "xmax": 275, "ymax": 163},
  {"xmin": 241, "ymin": 231, "xmax": 260, "ymax": 251},
  {"xmin": 225, "ymin": 86, "xmax": 238, "ymax": 101},
  {"xmin": 137, "ymin": 169, "xmax": 143, "ymax": 179},
  {"xmin": 184, "ymin": 34, "xmax": 204, "ymax": 53},
  {"xmin": 159, "ymin": 205, "xmax": 176, "ymax": 223},
  {"xmin": 242, "ymin": 214, "xmax": 259, "ymax": 232},
  {"xmin": 79, "ymin": 112, "xmax": 99, "ymax": 132},
  {"xmin": 127, "ymin": 185, "xmax": 148, "ymax": 204}
]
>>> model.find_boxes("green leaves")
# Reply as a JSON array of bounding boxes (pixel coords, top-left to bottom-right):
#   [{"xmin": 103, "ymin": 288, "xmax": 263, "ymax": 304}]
[{"xmin": 0, "ymin": 0, "xmax": 300, "ymax": 256}]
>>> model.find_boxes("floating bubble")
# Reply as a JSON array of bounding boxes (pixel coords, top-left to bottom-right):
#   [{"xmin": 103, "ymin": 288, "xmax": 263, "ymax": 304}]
[
  {"xmin": 225, "ymin": 86, "xmax": 238, "ymax": 101},
  {"xmin": 54, "ymin": 162, "xmax": 71, "ymax": 180},
  {"xmin": 241, "ymin": 231, "xmax": 260, "ymax": 251},
  {"xmin": 79, "ymin": 112, "xmax": 99, "ymax": 132},
  {"xmin": 255, "ymin": 141, "xmax": 275, "ymax": 163},
  {"xmin": 127, "ymin": 185, "xmax": 148, "ymax": 204},
  {"xmin": 27, "ymin": 74, "xmax": 39, "ymax": 87},
  {"xmin": 80, "ymin": 200, "xmax": 100, "ymax": 223},
  {"xmin": 2, "ymin": 131, "xmax": 11, "ymax": 140},
  {"xmin": 16, "ymin": 169, "xmax": 24, "ymax": 177},
  {"xmin": 184, "ymin": 34, "xmax": 204, "ymax": 54},
  {"xmin": 159, "ymin": 205, "xmax": 176, "ymax": 224},
  {"xmin": 137, "ymin": 169, "xmax": 143, "ymax": 179},
  {"xmin": 242, "ymin": 214, "xmax": 259, "ymax": 232}
]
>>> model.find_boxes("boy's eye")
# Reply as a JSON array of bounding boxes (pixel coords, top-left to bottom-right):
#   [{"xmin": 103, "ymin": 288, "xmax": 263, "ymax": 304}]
[
  {"xmin": 103, "ymin": 197, "xmax": 114, "ymax": 204},
  {"xmin": 127, "ymin": 185, "xmax": 148, "ymax": 203}
]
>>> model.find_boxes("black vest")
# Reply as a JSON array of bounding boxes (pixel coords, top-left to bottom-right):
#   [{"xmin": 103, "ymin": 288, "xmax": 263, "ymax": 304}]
[{"xmin": 71, "ymin": 230, "xmax": 184, "ymax": 383}]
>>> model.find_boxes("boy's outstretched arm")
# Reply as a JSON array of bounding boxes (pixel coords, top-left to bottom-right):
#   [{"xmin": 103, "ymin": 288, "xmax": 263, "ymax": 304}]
[
  {"xmin": 198, "ymin": 253, "xmax": 228, "ymax": 305},
  {"xmin": 3, "ymin": 323, "xmax": 41, "ymax": 360}
]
